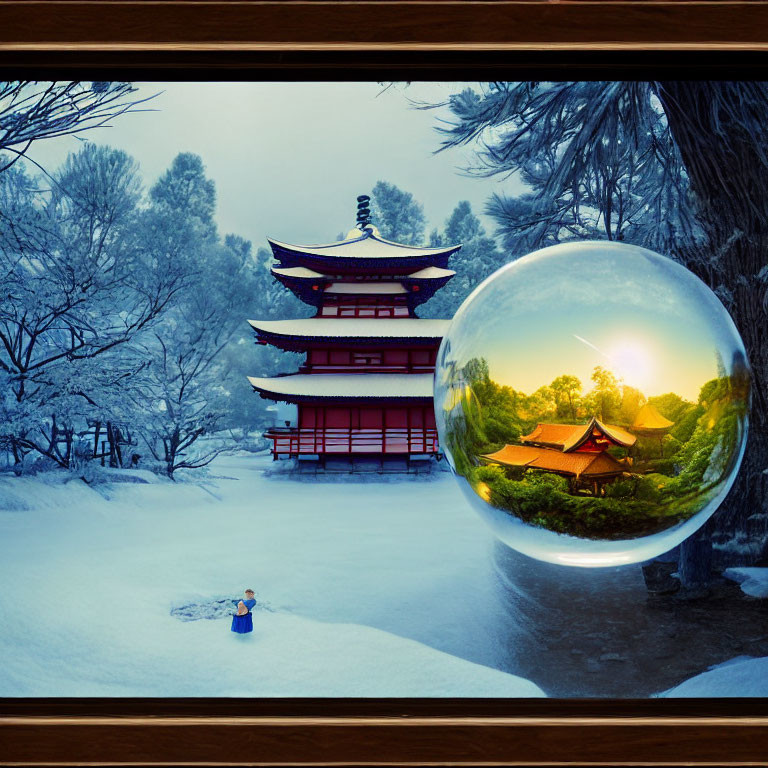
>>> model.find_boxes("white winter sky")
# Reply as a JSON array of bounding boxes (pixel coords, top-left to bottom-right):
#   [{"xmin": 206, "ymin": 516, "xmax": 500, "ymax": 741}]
[{"xmin": 23, "ymin": 82, "xmax": 523, "ymax": 249}]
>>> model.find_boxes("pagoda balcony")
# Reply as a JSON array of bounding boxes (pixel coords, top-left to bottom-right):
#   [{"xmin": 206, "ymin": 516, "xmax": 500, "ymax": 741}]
[{"xmin": 263, "ymin": 426, "xmax": 439, "ymax": 457}]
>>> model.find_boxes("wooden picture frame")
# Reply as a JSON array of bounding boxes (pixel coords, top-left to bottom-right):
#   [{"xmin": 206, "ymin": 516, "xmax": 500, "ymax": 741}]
[{"xmin": 1, "ymin": 2, "xmax": 768, "ymax": 765}]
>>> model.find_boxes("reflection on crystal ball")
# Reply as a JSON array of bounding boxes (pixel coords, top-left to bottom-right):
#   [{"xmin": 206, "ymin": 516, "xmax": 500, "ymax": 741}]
[{"xmin": 434, "ymin": 241, "xmax": 750, "ymax": 567}]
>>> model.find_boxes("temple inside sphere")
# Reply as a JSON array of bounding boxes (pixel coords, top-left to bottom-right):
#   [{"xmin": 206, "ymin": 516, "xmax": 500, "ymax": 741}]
[
  {"xmin": 483, "ymin": 418, "xmax": 636, "ymax": 496},
  {"xmin": 248, "ymin": 196, "xmax": 460, "ymax": 468},
  {"xmin": 434, "ymin": 241, "xmax": 750, "ymax": 567}
]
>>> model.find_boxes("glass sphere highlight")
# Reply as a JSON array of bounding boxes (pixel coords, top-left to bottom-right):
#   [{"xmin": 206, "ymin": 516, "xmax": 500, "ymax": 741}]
[{"xmin": 434, "ymin": 241, "xmax": 750, "ymax": 567}]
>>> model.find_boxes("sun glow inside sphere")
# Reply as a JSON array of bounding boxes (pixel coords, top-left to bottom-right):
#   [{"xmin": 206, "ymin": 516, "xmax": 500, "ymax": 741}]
[
  {"xmin": 434, "ymin": 241, "xmax": 750, "ymax": 567},
  {"xmin": 605, "ymin": 338, "xmax": 655, "ymax": 391}
]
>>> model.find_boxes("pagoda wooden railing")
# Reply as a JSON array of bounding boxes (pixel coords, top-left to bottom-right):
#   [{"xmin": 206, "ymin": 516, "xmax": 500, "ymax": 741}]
[{"xmin": 264, "ymin": 427, "xmax": 439, "ymax": 456}]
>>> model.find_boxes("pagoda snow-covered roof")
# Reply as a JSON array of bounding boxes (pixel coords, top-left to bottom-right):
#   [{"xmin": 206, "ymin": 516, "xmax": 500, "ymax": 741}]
[
  {"xmin": 268, "ymin": 228, "xmax": 460, "ymax": 261},
  {"xmin": 271, "ymin": 266, "xmax": 325, "ymax": 279},
  {"xmin": 268, "ymin": 227, "xmax": 460, "ymax": 271},
  {"xmin": 406, "ymin": 266, "xmax": 456, "ymax": 279},
  {"xmin": 271, "ymin": 264, "xmax": 455, "ymax": 282},
  {"xmin": 248, "ymin": 373, "xmax": 434, "ymax": 402},
  {"xmin": 269, "ymin": 258, "xmax": 456, "ymax": 308},
  {"xmin": 248, "ymin": 318, "xmax": 450, "ymax": 341}
]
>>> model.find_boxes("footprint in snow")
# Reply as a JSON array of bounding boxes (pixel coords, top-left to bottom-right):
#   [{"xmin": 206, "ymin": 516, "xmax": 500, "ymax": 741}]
[{"xmin": 170, "ymin": 595, "xmax": 271, "ymax": 622}]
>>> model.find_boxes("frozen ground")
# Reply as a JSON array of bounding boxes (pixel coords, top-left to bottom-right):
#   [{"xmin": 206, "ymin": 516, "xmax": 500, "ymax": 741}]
[{"xmin": 0, "ymin": 453, "xmax": 543, "ymax": 697}]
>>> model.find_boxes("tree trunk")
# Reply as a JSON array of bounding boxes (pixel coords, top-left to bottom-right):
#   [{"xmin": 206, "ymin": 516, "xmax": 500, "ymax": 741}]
[
  {"xmin": 655, "ymin": 82, "xmax": 768, "ymax": 574},
  {"xmin": 10, "ymin": 438, "xmax": 25, "ymax": 476},
  {"xmin": 107, "ymin": 422, "xmax": 118, "ymax": 468},
  {"xmin": 93, "ymin": 421, "xmax": 101, "ymax": 462},
  {"xmin": 678, "ymin": 535, "xmax": 713, "ymax": 598}
]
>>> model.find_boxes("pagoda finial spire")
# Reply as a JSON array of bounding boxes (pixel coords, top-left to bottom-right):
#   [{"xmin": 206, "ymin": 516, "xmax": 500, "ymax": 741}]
[{"xmin": 356, "ymin": 194, "xmax": 371, "ymax": 230}]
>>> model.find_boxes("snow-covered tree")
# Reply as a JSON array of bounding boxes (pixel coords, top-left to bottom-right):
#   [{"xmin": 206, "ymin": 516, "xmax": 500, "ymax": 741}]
[
  {"xmin": 370, "ymin": 180, "xmax": 426, "ymax": 244},
  {"xmin": 0, "ymin": 81, "xmax": 152, "ymax": 173},
  {"xmin": 420, "ymin": 200, "xmax": 504, "ymax": 318},
  {"xmin": 434, "ymin": 83, "xmax": 696, "ymax": 256},
  {"xmin": 133, "ymin": 257, "xmax": 241, "ymax": 477},
  {"xmin": 1, "ymin": 137, "xmax": 313, "ymax": 478},
  {"xmin": 215, "ymin": 242, "xmax": 307, "ymax": 438},
  {"xmin": 0, "ymin": 145, "xmax": 185, "ymax": 471},
  {"xmin": 150, "ymin": 152, "xmax": 217, "ymax": 241},
  {"xmin": 132, "ymin": 155, "xmax": 244, "ymax": 477}
]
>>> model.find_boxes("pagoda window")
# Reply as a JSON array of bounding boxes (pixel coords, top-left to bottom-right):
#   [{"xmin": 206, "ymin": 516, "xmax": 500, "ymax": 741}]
[
  {"xmin": 352, "ymin": 351, "xmax": 382, "ymax": 366},
  {"xmin": 304, "ymin": 346, "xmax": 440, "ymax": 374},
  {"xmin": 319, "ymin": 295, "xmax": 412, "ymax": 318}
]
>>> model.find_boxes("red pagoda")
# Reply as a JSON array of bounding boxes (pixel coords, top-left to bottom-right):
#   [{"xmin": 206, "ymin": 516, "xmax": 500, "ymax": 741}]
[{"xmin": 247, "ymin": 196, "xmax": 461, "ymax": 468}]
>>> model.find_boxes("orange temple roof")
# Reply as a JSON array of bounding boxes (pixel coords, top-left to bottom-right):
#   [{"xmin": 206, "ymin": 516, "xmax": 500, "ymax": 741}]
[
  {"xmin": 632, "ymin": 403, "xmax": 674, "ymax": 433},
  {"xmin": 482, "ymin": 444, "xmax": 627, "ymax": 479},
  {"xmin": 521, "ymin": 418, "xmax": 636, "ymax": 452}
]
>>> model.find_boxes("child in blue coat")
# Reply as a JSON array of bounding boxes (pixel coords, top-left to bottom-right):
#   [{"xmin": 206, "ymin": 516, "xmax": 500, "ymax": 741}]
[{"xmin": 231, "ymin": 589, "xmax": 256, "ymax": 634}]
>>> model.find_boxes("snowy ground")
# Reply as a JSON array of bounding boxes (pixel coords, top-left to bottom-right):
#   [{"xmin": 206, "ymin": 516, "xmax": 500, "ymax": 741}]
[
  {"xmin": 660, "ymin": 656, "xmax": 768, "ymax": 697},
  {"xmin": 1, "ymin": 452, "xmax": 763, "ymax": 698},
  {"xmin": 0, "ymin": 453, "xmax": 544, "ymax": 697},
  {"xmin": 723, "ymin": 567, "xmax": 768, "ymax": 598}
]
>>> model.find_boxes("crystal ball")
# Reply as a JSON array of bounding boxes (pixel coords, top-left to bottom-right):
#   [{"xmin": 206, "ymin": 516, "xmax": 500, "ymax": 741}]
[{"xmin": 434, "ymin": 241, "xmax": 750, "ymax": 567}]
